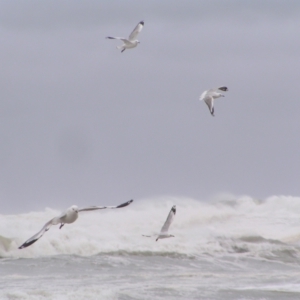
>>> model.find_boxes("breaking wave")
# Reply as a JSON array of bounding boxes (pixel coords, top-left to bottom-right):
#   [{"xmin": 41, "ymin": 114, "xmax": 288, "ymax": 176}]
[{"xmin": 1, "ymin": 194, "xmax": 300, "ymax": 262}]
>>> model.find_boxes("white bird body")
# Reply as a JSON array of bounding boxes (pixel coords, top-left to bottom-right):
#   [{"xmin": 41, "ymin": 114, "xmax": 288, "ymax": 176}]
[
  {"xmin": 200, "ymin": 86, "xmax": 228, "ymax": 116},
  {"xmin": 19, "ymin": 200, "xmax": 133, "ymax": 249},
  {"xmin": 58, "ymin": 205, "xmax": 79, "ymax": 224},
  {"xmin": 106, "ymin": 21, "xmax": 144, "ymax": 52},
  {"xmin": 156, "ymin": 233, "xmax": 173, "ymax": 240},
  {"xmin": 117, "ymin": 39, "xmax": 139, "ymax": 48}
]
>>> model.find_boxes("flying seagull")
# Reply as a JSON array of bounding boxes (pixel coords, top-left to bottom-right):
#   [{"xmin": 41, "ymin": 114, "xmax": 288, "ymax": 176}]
[
  {"xmin": 106, "ymin": 21, "xmax": 144, "ymax": 53},
  {"xmin": 19, "ymin": 199, "xmax": 133, "ymax": 249},
  {"xmin": 143, "ymin": 205, "xmax": 176, "ymax": 241},
  {"xmin": 200, "ymin": 86, "xmax": 228, "ymax": 116}
]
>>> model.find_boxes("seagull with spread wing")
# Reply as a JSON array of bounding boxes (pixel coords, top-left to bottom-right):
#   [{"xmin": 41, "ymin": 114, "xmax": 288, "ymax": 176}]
[
  {"xmin": 106, "ymin": 21, "xmax": 144, "ymax": 53},
  {"xmin": 143, "ymin": 206, "xmax": 176, "ymax": 241},
  {"xmin": 19, "ymin": 199, "xmax": 133, "ymax": 249},
  {"xmin": 200, "ymin": 86, "xmax": 228, "ymax": 116},
  {"xmin": 156, "ymin": 205, "xmax": 176, "ymax": 241}
]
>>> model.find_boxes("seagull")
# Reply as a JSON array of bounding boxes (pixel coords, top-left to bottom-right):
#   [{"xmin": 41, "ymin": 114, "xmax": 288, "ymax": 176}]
[
  {"xmin": 200, "ymin": 86, "xmax": 228, "ymax": 116},
  {"xmin": 143, "ymin": 205, "xmax": 176, "ymax": 241},
  {"xmin": 106, "ymin": 21, "xmax": 144, "ymax": 53},
  {"xmin": 19, "ymin": 199, "xmax": 133, "ymax": 249}
]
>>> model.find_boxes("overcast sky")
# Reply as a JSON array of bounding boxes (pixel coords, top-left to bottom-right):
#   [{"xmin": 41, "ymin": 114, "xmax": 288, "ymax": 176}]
[{"xmin": 0, "ymin": 0, "xmax": 300, "ymax": 213}]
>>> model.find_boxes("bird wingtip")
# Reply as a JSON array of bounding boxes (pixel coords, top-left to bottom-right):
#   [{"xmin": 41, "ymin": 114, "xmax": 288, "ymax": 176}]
[
  {"xmin": 18, "ymin": 238, "xmax": 38, "ymax": 249},
  {"xmin": 219, "ymin": 86, "xmax": 228, "ymax": 92},
  {"xmin": 116, "ymin": 199, "xmax": 134, "ymax": 208}
]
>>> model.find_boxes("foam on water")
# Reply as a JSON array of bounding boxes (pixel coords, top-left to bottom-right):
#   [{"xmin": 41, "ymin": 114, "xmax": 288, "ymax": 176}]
[{"xmin": 1, "ymin": 195, "xmax": 300, "ymax": 261}]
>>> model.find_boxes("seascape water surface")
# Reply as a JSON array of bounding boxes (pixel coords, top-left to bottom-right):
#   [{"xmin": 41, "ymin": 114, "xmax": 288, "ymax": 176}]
[{"xmin": 1, "ymin": 195, "xmax": 300, "ymax": 299}]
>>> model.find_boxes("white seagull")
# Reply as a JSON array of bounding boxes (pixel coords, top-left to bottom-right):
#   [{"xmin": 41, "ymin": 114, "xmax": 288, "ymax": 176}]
[
  {"xmin": 106, "ymin": 21, "xmax": 144, "ymax": 53},
  {"xmin": 200, "ymin": 86, "xmax": 228, "ymax": 116},
  {"xmin": 19, "ymin": 199, "xmax": 133, "ymax": 249},
  {"xmin": 143, "ymin": 205, "xmax": 176, "ymax": 241}
]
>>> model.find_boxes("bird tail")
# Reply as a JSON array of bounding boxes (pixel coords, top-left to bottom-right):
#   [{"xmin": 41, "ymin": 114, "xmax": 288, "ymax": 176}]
[{"xmin": 116, "ymin": 45, "xmax": 126, "ymax": 52}]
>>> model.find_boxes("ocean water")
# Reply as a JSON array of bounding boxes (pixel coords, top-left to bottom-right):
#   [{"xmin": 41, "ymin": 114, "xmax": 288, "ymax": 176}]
[{"xmin": 1, "ymin": 195, "xmax": 300, "ymax": 300}]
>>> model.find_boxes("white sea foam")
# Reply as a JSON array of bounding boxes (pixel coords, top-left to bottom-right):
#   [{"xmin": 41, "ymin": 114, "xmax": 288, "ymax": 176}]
[
  {"xmin": 1, "ymin": 195, "xmax": 300, "ymax": 259},
  {"xmin": 2, "ymin": 195, "xmax": 300, "ymax": 300}
]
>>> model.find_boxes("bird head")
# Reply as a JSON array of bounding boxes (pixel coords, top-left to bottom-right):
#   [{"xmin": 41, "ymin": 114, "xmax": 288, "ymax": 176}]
[{"xmin": 70, "ymin": 205, "xmax": 79, "ymax": 213}]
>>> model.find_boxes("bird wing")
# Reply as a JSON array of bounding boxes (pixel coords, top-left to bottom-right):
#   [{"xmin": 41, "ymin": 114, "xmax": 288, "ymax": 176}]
[
  {"xmin": 217, "ymin": 86, "xmax": 228, "ymax": 92},
  {"xmin": 18, "ymin": 214, "xmax": 64, "ymax": 249},
  {"xmin": 200, "ymin": 90, "xmax": 208, "ymax": 101},
  {"xmin": 204, "ymin": 96, "xmax": 214, "ymax": 115},
  {"xmin": 128, "ymin": 21, "xmax": 144, "ymax": 41},
  {"xmin": 207, "ymin": 87, "xmax": 228, "ymax": 95},
  {"xmin": 106, "ymin": 36, "xmax": 128, "ymax": 42},
  {"xmin": 78, "ymin": 199, "xmax": 133, "ymax": 212},
  {"xmin": 160, "ymin": 206, "xmax": 176, "ymax": 234}
]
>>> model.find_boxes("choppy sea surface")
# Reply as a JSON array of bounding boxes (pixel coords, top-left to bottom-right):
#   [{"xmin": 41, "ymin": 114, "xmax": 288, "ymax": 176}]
[{"xmin": 1, "ymin": 195, "xmax": 300, "ymax": 300}]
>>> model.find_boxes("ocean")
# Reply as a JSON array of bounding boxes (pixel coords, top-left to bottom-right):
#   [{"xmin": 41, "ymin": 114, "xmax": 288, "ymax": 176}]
[{"xmin": 1, "ymin": 195, "xmax": 300, "ymax": 300}]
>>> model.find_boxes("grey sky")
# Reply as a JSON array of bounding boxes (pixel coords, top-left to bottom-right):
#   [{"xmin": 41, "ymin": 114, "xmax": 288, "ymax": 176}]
[{"xmin": 1, "ymin": 1, "xmax": 300, "ymax": 213}]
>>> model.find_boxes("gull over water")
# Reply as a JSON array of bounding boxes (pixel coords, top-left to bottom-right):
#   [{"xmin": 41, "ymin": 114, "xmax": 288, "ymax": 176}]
[
  {"xmin": 143, "ymin": 205, "xmax": 176, "ymax": 241},
  {"xmin": 19, "ymin": 199, "xmax": 133, "ymax": 249}
]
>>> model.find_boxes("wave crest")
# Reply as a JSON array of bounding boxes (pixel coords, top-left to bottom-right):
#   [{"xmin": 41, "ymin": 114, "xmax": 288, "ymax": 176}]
[{"xmin": 1, "ymin": 195, "xmax": 300, "ymax": 260}]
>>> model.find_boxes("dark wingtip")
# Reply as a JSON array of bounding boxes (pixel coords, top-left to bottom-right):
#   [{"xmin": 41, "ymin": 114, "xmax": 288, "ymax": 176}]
[
  {"xmin": 171, "ymin": 206, "xmax": 176, "ymax": 215},
  {"xmin": 156, "ymin": 238, "xmax": 158, "ymax": 242},
  {"xmin": 140, "ymin": 21, "xmax": 144, "ymax": 25},
  {"xmin": 116, "ymin": 199, "xmax": 133, "ymax": 208},
  {"xmin": 106, "ymin": 36, "xmax": 114, "ymax": 39},
  {"xmin": 219, "ymin": 86, "xmax": 228, "ymax": 91},
  {"xmin": 19, "ymin": 239, "xmax": 38, "ymax": 249}
]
